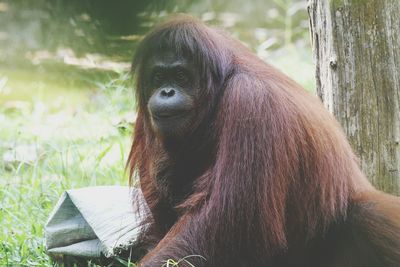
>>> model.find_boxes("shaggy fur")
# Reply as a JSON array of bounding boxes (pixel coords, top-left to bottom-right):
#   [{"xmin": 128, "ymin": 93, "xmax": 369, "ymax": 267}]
[{"xmin": 128, "ymin": 16, "xmax": 400, "ymax": 267}]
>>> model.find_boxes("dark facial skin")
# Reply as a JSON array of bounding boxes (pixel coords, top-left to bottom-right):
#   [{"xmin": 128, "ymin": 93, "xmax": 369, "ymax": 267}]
[{"xmin": 144, "ymin": 50, "xmax": 200, "ymax": 139}]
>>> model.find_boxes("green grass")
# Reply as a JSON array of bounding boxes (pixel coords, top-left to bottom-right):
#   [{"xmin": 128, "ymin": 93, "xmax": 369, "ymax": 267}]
[{"xmin": 0, "ymin": 67, "xmax": 135, "ymax": 266}]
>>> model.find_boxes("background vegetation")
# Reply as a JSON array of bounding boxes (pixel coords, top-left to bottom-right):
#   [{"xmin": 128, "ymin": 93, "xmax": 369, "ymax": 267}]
[{"xmin": 0, "ymin": 0, "xmax": 313, "ymax": 265}]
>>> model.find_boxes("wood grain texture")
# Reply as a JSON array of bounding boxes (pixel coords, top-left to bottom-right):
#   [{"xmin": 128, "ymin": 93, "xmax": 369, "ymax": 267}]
[{"xmin": 308, "ymin": 0, "xmax": 400, "ymax": 194}]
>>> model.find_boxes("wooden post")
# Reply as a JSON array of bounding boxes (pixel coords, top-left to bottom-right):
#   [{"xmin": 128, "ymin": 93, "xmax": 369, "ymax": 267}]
[{"xmin": 308, "ymin": 0, "xmax": 400, "ymax": 194}]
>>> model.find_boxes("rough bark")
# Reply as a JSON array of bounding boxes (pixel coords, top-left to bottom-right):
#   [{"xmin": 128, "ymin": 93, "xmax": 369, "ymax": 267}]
[{"xmin": 308, "ymin": 0, "xmax": 400, "ymax": 194}]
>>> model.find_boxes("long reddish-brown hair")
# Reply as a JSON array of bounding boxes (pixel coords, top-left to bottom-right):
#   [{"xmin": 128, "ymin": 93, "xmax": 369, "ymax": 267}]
[{"xmin": 128, "ymin": 15, "xmax": 371, "ymax": 265}]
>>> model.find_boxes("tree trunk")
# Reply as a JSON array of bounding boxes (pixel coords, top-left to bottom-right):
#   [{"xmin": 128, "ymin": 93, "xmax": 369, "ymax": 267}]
[{"xmin": 308, "ymin": 0, "xmax": 400, "ymax": 194}]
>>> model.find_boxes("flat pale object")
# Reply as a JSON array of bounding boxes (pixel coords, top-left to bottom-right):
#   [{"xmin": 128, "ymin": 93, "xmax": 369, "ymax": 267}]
[{"xmin": 45, "ymin": 186, "xmax": 148, "ymax": 259}]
